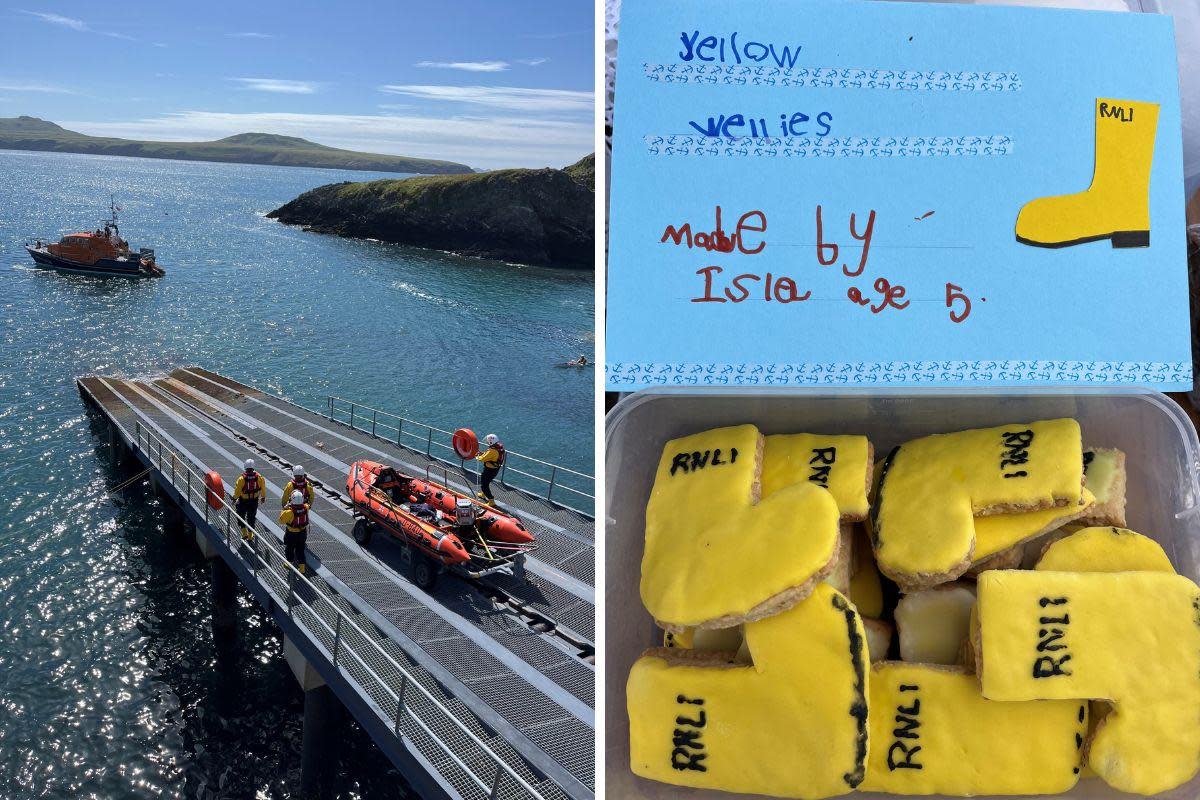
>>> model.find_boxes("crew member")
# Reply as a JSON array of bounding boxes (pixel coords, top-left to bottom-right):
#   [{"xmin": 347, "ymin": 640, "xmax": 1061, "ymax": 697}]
[
  {"xmin": 475, "ymin": 433, "xmax": 505, "ymax": 505},
  {"xmin": 233, "ymin": 458, "xmax": 266, "ymax": 541},
  {"xmin": 282, "ymin": 464, "xmax": 314, "ymax": 508},
  {"xmin": 278, "ymin": 490, "xmax": 310, "ymax": 574}
]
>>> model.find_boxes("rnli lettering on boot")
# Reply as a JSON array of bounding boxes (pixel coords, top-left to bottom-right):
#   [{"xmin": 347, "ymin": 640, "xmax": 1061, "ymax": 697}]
[{"xmin": 607, "ymin": 0, "xmax": 1191, "ymax": 391}]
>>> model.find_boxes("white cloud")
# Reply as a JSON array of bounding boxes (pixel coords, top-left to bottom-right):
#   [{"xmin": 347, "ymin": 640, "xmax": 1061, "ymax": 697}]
[
  {"xmin": 378, "ymin": 85, "xmax": 591, "ymax": 115},
  {"xmin": 416, "ymin": 60, "xmax": 509, "ymax": 72},
  {"xmin": 19, "ymin": 9, "xmax": 135, "ymax": 40},
  {"xmin": 20, "ymin": 10, "xmax": 84, "ymax": 29},
  {"xmin": 0, "ymin": 80, "xmax": 75, "ymax": 94},
  {"xmin": 516, "ymin": 58, "xmax": 548, "ymax": 67},
  {"xmin": 62, "ymin": 110, "xmax": 592, "ymax": 171},
  {"xmin": 227, "ymin": 32, "xmax": 274, "ymax": 39},
  {"xmin": 230, "ymin": 78, "xmax": 319, "ymax": 94}
]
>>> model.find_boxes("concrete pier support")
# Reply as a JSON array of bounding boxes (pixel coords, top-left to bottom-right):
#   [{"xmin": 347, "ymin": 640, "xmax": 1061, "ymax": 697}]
[
  {"xmin": 285, "ymin": 635, "xmax": 341, "ymax": 797},
  {"xmin": 211, "ymin": 558, "xmax": 238, "ymax": 633}
]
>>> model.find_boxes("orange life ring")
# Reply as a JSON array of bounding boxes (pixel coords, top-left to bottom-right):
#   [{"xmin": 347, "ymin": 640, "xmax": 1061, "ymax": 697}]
[
  {"xmin": 452, "ymin": 428, "xmax": 478, "ymax": 459},
  {"xmin": 204, "ymin": 470, "xmax": 225, "ymax": 510}
]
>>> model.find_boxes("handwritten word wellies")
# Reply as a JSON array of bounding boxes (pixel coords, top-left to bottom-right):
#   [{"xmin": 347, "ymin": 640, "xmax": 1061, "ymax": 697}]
[
  {"xmin": 679, "ymin": 31, "xmax": 802, "ymax": 68},
  {"xmin": 687, "ymin": 110, "xmax": 833, "ymax": 138}
]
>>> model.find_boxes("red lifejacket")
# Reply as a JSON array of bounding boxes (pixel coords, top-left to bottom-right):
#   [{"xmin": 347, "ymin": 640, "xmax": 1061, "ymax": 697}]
[
  {"xmin": 289, "ymin": 505, "xmax": 309, "ymax": 531},
  {"xmin": 243, "ymin": 470, "xmax": 260, "ymax": 498},
  {"xmin": 293, "ymin": 476, "xmax": 309, "ymax": 495},
  {"xmin": 493, "ymin": 443, "xmax": 506, "ymax": 467}
]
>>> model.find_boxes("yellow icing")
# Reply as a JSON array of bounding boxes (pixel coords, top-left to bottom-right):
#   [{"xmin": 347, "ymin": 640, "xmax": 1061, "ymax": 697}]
[
  {"xmin": 862, "ymin": 662, "xmax": 1085, "ymax": 795},
  {"xmin": 849, "ymin": 555, "xmax": 884, "ymax": 618},
  {"xmin": 1035, "ymin": 526, "xmax": 1175, "ymax": 574},
  {"xmin": 627, "ymin": 584, "xmax": 868, "ymax": 798},
  {"xmin": 972, "ymin": 487, "xmax": 1094, "ymax": 561},
  {"xmin": 874, "ymin": 419, "xmax": 1083, "ymax": 582},
  {"xmin": 662, "ymin": 625, "xmax": 743, "ymax": 653},
  {"xmin": 976, "ymin": 570, "xmax": 1200, "ymax": 795},
  {"xmin": 762, "ymin": 433, "xmax": 872, "ymax": 520},
  {"xmin": 642, "ymin": 424, "xmax": 840, "ymax": 628}
]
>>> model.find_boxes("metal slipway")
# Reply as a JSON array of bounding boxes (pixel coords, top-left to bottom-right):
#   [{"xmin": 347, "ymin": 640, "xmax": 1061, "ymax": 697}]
[
  {"xmin": 145, "ymin": 376, "xmax": 594, "ymax": 658},
  {"xmin": 80, "ymin": 373, "xmax": 595, "ymax": 799},
  {"xmin": 173, "ymin": 367, "xmax": 596, "ymax": 632}
]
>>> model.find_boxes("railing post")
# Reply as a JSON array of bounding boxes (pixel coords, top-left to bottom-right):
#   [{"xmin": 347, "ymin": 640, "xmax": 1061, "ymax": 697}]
[
  {"xmin": 328, "ymin": 396, "xmax": 334, "ymax": 420},
  {"xmin": 547, "ymin": 466, "xmax": 557, "ymax": 502},
  {"xmin": 225, "ymin": 508, "xmax": 232, "ymax": 546},
  {"xmin": 489, "ymin": 768, "xmax": 504, "ymax": 800},
  {"xmin": 394, "ymin": 676, "xmax": 408, "ymax": 734},
  {"xmin": 332, "ymin": 614, "xmax": 343, "ymax": 668},
  {"xmin": 396, "ymin": 418, "xmax": 402, "ymax": 446},
  {"xmin": 349, "ymin": 403, "xmax": 355, "ymax": 430},
  {"xmin": 371, "ymin": 410, "xmax": 377, "ymax": 437},
  {"xmin": 426, "ymin": 428, "xmax": 432, "ymax": 457}
]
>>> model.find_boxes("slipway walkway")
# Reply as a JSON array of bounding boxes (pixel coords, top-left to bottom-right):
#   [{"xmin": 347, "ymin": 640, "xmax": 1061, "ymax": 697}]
[{"xmin": 79, "ymin": 367, "xmax": 595, "ymax": 800}]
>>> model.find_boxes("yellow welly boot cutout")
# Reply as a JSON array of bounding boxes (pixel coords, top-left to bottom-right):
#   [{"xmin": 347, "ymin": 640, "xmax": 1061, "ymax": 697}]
[{"xmin": 1015, "ymin": 98, "xmax": 1158, "ymax": 249}]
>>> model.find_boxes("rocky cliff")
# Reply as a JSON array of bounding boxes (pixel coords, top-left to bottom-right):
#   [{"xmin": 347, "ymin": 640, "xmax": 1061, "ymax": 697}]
[{"xmin": 267, "ymin": 154, "xmax": 594, "ymax": 268}]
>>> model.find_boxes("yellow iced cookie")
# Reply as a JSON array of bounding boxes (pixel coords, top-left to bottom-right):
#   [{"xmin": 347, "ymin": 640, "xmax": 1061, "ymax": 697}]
[
  {"xmin": 975, "ymin": 570, "xmax": 1200, "ymax": 795},
  {"xmin": 862, "ymin": 617, "xmax": 893, "ymax": 662},
  {"xmin": 850, "ymin": 555, "xmax": 884, "ymax": 618},
  {"xmin": 862, "ymin": 662, "xmax": 1086, "ymax": 795},
  {"xmin": 627, "ymin": 584, "xmax": 868, "ymax": 798},
  {"xmin": 972, "ymin": 487, "xmax": 1095, "ymax": 562},
  {"xmin": 873, "ymin": 419, "xmax": 1083, "ymax": 589},
  {"xmin": 663, "ymin": 625, "xmax": 744, "ymax": 654},
  {"xmin": 762, "ymin": 433, "xmax": 873, "ymax": 520},
  {"xmin": 1078, "ymin": 448, "xmax": 1127, "ymax": 526},
  {"xmin": 895, "ymin": 583, "xmax": 975, "ymax": 665},
  {"xmin": 1035, "ymin": 526, "xmax": 1174, "ymax": 574},
  {"xmin": 642, "ymin": 424, "xmax": 840, "ymax": 629}
]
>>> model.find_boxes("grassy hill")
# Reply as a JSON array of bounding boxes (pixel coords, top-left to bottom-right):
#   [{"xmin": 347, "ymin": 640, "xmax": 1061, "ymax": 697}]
[
  {"xmin": 268, "ymin": 153, "xmax": 595, "ymax": 268},
  {"xmin": 0, "ymin": 116, "xmax": 472, "ymax": 175}
]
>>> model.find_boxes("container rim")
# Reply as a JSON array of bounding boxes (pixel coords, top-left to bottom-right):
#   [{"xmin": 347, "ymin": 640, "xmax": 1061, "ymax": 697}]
[{"xmin": 605, "ymin": 385, "xmax": 1200, "ymax": 519}]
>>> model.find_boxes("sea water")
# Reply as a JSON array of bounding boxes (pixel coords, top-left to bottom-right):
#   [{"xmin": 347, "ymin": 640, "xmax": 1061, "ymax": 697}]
[{"xmin": 0, "ymin": 149, "xmax": 594, "ymax": 798}]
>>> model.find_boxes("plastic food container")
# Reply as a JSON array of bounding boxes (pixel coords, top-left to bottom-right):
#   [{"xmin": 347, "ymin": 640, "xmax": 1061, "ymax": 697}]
[{"xmin": 604, "ymin": 387, "xmax": 1200, "ymax": 800}]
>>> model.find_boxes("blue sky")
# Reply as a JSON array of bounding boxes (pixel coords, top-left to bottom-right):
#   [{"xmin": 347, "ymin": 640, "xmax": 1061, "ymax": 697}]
[{"xmin": 0, "ymin": 1, "xmax": 594, "ymax": 169}]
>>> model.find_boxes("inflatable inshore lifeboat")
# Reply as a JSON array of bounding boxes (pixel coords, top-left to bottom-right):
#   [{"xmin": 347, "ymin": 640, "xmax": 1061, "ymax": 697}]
[{"xmin": 347, "ymin": 462, "xmax": 471, "ymax": 566}]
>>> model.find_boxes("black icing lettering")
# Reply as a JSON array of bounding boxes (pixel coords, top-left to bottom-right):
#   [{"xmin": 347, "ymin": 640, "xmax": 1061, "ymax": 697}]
[
  {"xmin": 886, "ymin": 685, "xmax": 923, "ymax": 770},
  {"xmin": 1000, "ymin": 429, "xmax": 1034, "ymax": 478},
  {"xmin": 730, "ymin": 447, "xmax": 738, "ymax": 463},
  {"xmin": 1033, "ymin": 597, "xmax": 1073, "ymax": 676},
  {"xmin": 710, "ymin": 448, "xmax": 726, "ymax": 466},
  {"xmin": 887, "ymin": 741, "xmax": 923, "ymax": 771},
  {"xmin": 671, "ymin": 696, "xmax": 708, "ymax": 772},
  {"xmin": 808, "ymin": 447, "xmax": 836, "ymax": 487},
  {"xmin": 691, "ymin": 450, "xmax": 710, "ymax": 471},
  {"xmin": 670, "ymin": 453, "xmax": 691, "ymax": 476},
  {"xmin": 669, "ymin": 448, "xmax": 740, "ymax": 477}
]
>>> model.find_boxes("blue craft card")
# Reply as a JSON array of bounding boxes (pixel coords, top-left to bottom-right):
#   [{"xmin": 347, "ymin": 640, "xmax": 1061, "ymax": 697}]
[{"xmin": 607, "ymin": 0, "xmax": 1191, "ymax": 390}]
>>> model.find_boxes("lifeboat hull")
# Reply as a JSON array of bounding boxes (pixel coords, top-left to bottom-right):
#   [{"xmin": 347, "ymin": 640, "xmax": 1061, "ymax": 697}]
[
  {"xmin": 347, "ymin": 462, "xmax": 470, "ymax": 565},
  {"xmin": 26, "ymin": 246, "xmax": 163, "ymax": 278},
  {"xmin": 408, "ymin": 477, "xmax": 533, "ymax": 544}
]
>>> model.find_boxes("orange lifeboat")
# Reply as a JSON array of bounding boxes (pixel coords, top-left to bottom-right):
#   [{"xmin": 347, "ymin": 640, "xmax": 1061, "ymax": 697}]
[
  {"xmin": 347, "ymin": 461, "xmax": 471, "ymax": 565},
  {"xmin": 406, "ymin": 475, "xmax": 533, "ymax": 544}
]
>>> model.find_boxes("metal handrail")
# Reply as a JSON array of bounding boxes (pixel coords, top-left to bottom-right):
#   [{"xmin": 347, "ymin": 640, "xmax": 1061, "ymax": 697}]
[
  {"xmin": 326, "ymin": 395, "xmax": 594, "ymax": 510},
  {"xmin": 126, "ymin": 418, "xmax": 547, "ymax": 800}
]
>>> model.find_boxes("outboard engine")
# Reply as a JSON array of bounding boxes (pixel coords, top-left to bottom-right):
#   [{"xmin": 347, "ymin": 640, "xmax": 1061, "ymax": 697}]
[{"xmin": 454, "ymin": 498, "xmax": 476, "ymax": 528}]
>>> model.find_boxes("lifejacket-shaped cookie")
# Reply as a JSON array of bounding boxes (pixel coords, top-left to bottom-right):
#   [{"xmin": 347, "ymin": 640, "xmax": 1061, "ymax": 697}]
[
  {"xmin": 642, "ymin": 424, "xmax": 841, "ymax": 629},
  {"xmin": 627, "ymin": 584, "xmax": 868, "ymax": 799}
]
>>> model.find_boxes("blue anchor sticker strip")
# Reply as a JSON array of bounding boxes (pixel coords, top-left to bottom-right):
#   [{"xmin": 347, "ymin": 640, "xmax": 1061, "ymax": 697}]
[{"xmin": 608, "ymin": 0, "xmax": 1190, "ymax": 391}]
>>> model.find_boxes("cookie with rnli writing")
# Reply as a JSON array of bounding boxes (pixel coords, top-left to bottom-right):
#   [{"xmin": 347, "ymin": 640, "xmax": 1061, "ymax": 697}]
[
  {"xmin": 974, "ymin": 570, "xmax": 1200, "ymax": 795},
  {"xmin": 1035, "ymin": 526, "xmax": 1174, "ymax": 574},
  {"xmin": 627, "ymin": 584, "xmax": 868, "ymax": 798},
  {"xmin": 642, "ymin": 424, "xmax": 841, "ymax": 630},
  {"xmin": 862, "ymin": 662, "xmax": 1086, "ymax": 795},
  {"xmin": 873, "ymin": 419, "xmax": 1084, "ymax": 590},
  {"xmin": 761, "ymin": 433, "xmax": 873, "ymax": 521}
]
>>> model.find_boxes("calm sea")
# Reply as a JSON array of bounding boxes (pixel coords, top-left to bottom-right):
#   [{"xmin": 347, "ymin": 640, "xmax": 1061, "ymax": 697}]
[{"xmin": 0, "ymin": 149, "xmax": 594, "ymax": 799}]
